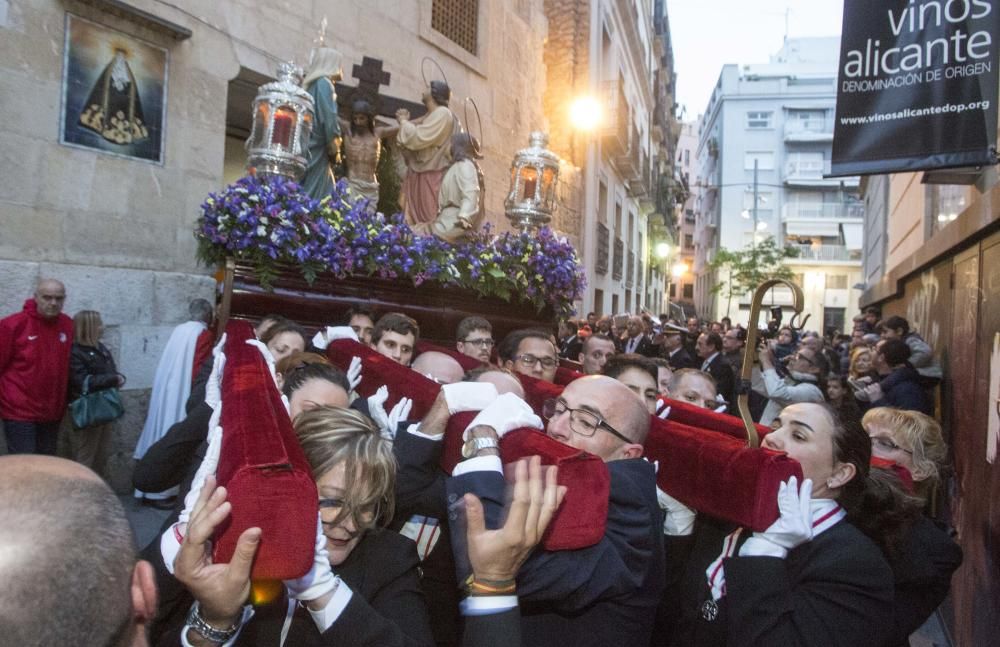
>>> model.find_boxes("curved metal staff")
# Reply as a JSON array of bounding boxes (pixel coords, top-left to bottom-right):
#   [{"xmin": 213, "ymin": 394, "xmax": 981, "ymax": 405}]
[
  {"xmin": 463, "ymin": 96, "xmax": 484, "ymax": 156},
  {"xmin": 737, "ymin": 279, "xmax": 810, "ymax": 448}
]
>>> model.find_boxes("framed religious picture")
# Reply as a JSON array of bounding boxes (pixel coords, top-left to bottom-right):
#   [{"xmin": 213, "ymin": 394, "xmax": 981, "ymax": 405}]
[{"xmin": 59, "ymin": 14, "xmax": 168, "ymax": 164}]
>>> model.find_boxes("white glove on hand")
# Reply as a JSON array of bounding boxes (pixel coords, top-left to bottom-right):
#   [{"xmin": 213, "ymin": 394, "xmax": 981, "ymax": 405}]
[
  {"xmin": 311, "ymin": 326, "xmax": 359, "ymax": 350},
  {"xmin": 656, "ymin": 486, "xmax": 697, "ymax": 536},
  {"xmin": 441, "ymin": 382, "xmax": 498, "ymax": 414},
  {"xmin": 463, "ymin": 392, "xmax": 542, "ymax": 440},
  {"xmin": 285, "ymin": 515, "xmax": 338, "ymax": 602},
  {"xmin": 163, "ymin": 424, "xmax": 224, "ymax": 574},
  {"xmin": 346, "ymin": 356, "xmax": 362, "ymax": 393},
  {"xmin": 367, "ymin": 386, "xmax": 412, "ymax": 439},
  {"xmin": 739, "ymin": 476, "xmax": 814, "ymax": 559},
  {"xmin": 655, "ymin": 401, "xmax": 671, "ymax": 420}
]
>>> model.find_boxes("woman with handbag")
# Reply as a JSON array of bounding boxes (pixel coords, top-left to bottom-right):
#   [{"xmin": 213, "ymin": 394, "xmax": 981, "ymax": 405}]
[{"xmin": 68, "ymin": 310, "xmax": 124, "ymax": 470}]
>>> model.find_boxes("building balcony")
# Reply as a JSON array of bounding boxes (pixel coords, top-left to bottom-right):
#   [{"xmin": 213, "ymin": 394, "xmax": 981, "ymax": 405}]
[
  {"xmin": 784, "ymin": 120, "xmax": 833, "ymax": 143},
  {"xmin": 600, "ymin": 81, "xmax": 629, "ymax": 159},
  {"xmin": 782, "ymin": 202, "xmax": 865, "ymax": 221},
  {"xmin": 783, "ymin": 160, "xmax": 859, "ymax": 188},
  {"xmin": 787, "ymin": 244, "xmax": 861, "ymax": 262}
]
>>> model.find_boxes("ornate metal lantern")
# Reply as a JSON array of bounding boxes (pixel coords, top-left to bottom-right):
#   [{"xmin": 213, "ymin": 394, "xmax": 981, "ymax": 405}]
[
  {"xmin": 504, "ymin": 131, "xmax": 560, "ymax": 232},
  {"xmin": 245, "ymin": 62, "xmax": 315, "ymax": 181}
]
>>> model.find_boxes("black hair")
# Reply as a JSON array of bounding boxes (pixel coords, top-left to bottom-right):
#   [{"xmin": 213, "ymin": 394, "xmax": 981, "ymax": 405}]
[
  {"xmin": 276, "ymin": 351, "xmax": 350, "ymax": 397},
  {"xmin": 342, "ymin": 306, "xmax": 375, "ymax": 326},
  {"xmin": 879, "ymin": 338, "xmax": 911, "ymax": 366},
  {"xmin": 497, "ymin": 328, "xmax": 555, "ymax": 362},
  {"xmin": 882, "ymin": 315, "xmax": 910, "ymax": 335},
  {"xmin": 703, "ymin": 332, "xmax": 723, "ymax": 352},
  {"xmin": 260, "ymin": 321, "xmax": 309, "ymax": 348},
  {"xmin": 603, "ymin": 353, "xmax": 657, "ymax": 384},
  {"xmin": 581, "ymin": 333, "xmax": 617, "ymax": 355}
]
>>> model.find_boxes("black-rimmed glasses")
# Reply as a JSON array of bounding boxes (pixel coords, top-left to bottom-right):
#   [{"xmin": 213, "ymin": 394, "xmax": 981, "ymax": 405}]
[
  {"xmin": 462, "ymin": 338, "xmax": 495, "ymax": 348},
  {"xmin": 516, "ymin": 353, "xmax": 557, "ymax": 369},
  {"xmin": 542, "ymin": 398, "xmax": 632, "ymax": 444}
]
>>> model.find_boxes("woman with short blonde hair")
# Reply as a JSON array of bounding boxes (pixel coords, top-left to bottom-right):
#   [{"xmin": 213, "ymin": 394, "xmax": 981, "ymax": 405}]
[
  {"xmin": 863, "ymin": 407, "xmax": 947, "ymax": 497},
  {"xmin": 68, "ymin": 310, "xmax": 123, "ymax": 470}
]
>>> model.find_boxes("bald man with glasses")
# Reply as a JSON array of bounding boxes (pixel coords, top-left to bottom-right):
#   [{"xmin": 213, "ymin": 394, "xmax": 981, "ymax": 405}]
[{"xmin": 448, "ymin": 376, "xmax": 664, "ymax": 645}]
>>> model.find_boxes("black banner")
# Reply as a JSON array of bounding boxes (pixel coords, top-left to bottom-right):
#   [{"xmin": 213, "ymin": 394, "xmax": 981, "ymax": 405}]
[{"xmin": 831, "ymin": 0, "xmax": 1000, "ymax": 176}]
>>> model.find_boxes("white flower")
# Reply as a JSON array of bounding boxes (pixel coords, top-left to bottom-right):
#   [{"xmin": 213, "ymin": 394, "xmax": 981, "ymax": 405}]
[{"xmin": 256, "ymin": 225, "xmax": 267, "ymax": 236}]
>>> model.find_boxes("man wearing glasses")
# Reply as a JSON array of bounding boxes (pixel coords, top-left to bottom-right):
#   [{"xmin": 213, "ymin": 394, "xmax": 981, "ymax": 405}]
[
  {"xmin": 455, "ymin": 316, "xmax": 494, "ymax": 364},
  {"xmin": 448, "ymin": 376, "xmax": 664, "ymax": 644},
  {"xmin": 752, "ymin": 339, "xmax": 827, "ymax": 426},
  {"xmin": 497, "ymin": 329, "xmax": 559, "ymax": 383}
]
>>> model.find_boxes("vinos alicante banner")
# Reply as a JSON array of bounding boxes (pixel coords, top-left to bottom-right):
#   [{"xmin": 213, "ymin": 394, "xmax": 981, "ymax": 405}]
[{"xmin": 831, "ymin": 0, "xmax": 1000, "ymax": 176}]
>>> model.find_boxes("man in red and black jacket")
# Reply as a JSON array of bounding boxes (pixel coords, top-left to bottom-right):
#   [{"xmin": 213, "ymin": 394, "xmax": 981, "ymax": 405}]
[{"xmin": 0, "ymin": 279, "xmax": 74, "ymax": 454}]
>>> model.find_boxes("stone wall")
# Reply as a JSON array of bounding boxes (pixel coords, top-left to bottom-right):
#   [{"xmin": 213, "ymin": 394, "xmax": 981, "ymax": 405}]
[{"xmin": 0, "ymin": 0, "xmax": 550, "ymax": 489}]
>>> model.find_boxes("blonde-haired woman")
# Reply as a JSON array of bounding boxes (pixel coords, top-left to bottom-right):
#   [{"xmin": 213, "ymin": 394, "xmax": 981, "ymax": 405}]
[
  {"xmin": 862, "ymin": 407, "xmax": 962, "ymax": 647},
  {"xmin": 172, "ymin": 405, "xmax": 434, "ymax": 646},
  {"xmin": 68, "ymin": 310, "xmax": 123, "ymax": 470},
  {"xmin": 849, "ymin": 346, "xmax": 875, "ymax": 381}
]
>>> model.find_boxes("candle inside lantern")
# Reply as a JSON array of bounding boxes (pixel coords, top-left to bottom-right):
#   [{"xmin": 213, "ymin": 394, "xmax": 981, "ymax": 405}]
[
  {"xmin": 271, "ymin": 108, "xmax": 295, "ymax": 148},
  {"xmin": 521, "ymin": 167, "xmax": 538, "ymax": 201}
]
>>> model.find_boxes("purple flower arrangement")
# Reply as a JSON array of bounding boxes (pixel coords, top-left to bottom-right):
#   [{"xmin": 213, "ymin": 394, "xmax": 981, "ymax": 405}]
[{"xmin": 196, "ymin": 176, "xmax": 586, "ymax": 316}]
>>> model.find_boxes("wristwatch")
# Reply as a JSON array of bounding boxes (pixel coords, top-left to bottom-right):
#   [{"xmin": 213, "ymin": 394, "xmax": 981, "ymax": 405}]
[
  {"xmin": 184, "ymin": 601, "xmax": 244, "ymax": 644},
  {"xmin": 462, "ymin": 436, "xmax": 499, "ymax": 458}
]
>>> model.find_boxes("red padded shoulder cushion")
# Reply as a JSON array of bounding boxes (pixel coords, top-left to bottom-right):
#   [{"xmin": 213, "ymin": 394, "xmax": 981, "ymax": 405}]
[{"xmin": 213, "ymin": 321, "xmax": 317, "ymax": 579}]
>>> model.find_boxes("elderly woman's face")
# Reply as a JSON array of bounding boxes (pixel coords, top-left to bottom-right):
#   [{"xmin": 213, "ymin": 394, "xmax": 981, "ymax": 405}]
[
  {"xmin": 316, "ymin": 461, "xmax": 375, "ymax": 566},
  {"xmin": 865, "ymin": 420, "xmax": 917, "ymax": 477},
  {"xmin": 763, "ymin": 403, "xmax": 851, "ymax": 499},
  {"xmin": 853, "ymin": 351, "xmax": 872, "ymax": 374}
]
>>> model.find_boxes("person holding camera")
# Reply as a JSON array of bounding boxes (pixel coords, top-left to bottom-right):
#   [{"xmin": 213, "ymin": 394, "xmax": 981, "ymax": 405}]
[{"xmin": 751, "ymin": 339, "xmax": 827, "ymax": 426}]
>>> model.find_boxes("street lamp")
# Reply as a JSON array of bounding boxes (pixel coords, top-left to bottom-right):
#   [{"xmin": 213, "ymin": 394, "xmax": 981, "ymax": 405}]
[
  {"xmin": 655, "ymin": 242, "xmax": 672, "ymax": 259},
  {"xmin": 569, "ymin": 96, "xmax": 602, "ymax": 132}
]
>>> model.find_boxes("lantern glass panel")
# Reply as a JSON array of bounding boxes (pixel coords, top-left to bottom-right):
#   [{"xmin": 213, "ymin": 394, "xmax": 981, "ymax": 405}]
[
  {"xmin": 250, "ymin": 103, "xmax": 270, "ymax": 148},
  {"xmin": 520, "ymin": 166, "xmax": 538, "ymax": 201},
  {"xmin": 541, "ymin": 167, "xmax": 556, "ymax": 204},
  {"xmin": 271, "ymin": 105, "xmax": 296, "ymax": 148}
]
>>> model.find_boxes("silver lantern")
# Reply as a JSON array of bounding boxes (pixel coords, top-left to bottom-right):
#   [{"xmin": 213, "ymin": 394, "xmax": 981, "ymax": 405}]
[
  {"xmin": 245, "ymin": 62, "xmax": 315, "ymax": 181},
  {"xmin": 504, "ymin": 131, "xmax": 560, "ymax": 232}
]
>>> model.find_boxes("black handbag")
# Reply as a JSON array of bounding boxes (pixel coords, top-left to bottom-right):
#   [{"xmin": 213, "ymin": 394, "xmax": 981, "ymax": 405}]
[{"xmin": 70, "ymin": 375, "xmax": 124, "ymax": 429}]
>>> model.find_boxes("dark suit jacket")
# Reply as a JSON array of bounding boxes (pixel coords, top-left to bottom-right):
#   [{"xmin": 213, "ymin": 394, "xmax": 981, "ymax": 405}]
[
  {"xmin": 657, "ymin": 515, "xmax": 894, "ymax": 647},
  {"xmin": 156, "ymin": 529, "xmax": 435, "ymax": 646},
  {"xmin": 886, "ymin": 516, "xmax": 962, "ymax": 647},
  {"xmin": 701, "ymin": 354, "xmax": 736, "ymax": 408},
  {"xmin": 462, "ymin": 608, "xmax": 521, "ymax": 647},
  {"xmin": 132, "ymin": 401, "xmax": 212, "ymax": 494},
  {"xmin": 666, "ymin": 347, "xmax": 697, "ymax": 371},
  {"xmin": 447, "ymin": 458, "xmax": 665, "ymax": 647},
  {"xmin": 622, "ymin": 334, "xmax": 658, "ymax": 358},
  {"xmin": 559, "ymin": 335, "xmax": 583, "ymax": 360}
]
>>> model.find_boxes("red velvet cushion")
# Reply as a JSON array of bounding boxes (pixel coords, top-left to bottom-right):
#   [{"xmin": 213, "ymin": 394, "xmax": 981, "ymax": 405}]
[
  {"xmin": 554, "ymin": 365, "xmax": 585, "ymax": 386},
  {"xmin": 414, "ymin": 340, "xmax": 484, "ymax": 372},
  {"xmin": 644, "ymin": 415, "xmax": 802, "ymax": 532},
  {"xmin": 657, "ymin": 395, "xmax": 772, "ymax": 442},
  {"xmin": 327, "ymin": 340, "xmax": 440, "ymax": 419},
  {"xmin": 213, "ymin": 321, "xmax": 318, "ymax": 579}
]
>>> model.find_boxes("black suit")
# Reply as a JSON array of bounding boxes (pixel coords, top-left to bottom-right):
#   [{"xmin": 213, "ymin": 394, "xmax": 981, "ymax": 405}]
[
  {"xmin": 621, "ymin": 334, "xmax": 655, "ymax": 357},
  {"xmin": 657, "ymin": 515, "xmax": 894, "ymax": 647},
  {"xmin": 666, "ymin": 347, "xmax": 697, "ymax": 371},
  {"xmin": 699, "ymin": 353, "xmax": 735, "ymax": 408},
  {"xmin": 447, "ymin": 458, "xmax": 665, "ymax": 646},
  {"xmin": 885, "ymin": 516, "xmax": 962, "ymax": 647},
  {"xmin": 462, "ymin": 609, "xmax": 521, "ymax": 647},
  {"xmin": 156, "ymin": 529, "xmax": 435, "ymax": 646},
  {"xmin": 559, "ymin": 335, "xmax": 583, "ymax": 360}
]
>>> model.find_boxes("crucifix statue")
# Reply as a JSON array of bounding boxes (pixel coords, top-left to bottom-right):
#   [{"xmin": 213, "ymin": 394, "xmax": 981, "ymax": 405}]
[{"xmin": 332, "ymin": 57, "xmax": 424, "ymax": 209}]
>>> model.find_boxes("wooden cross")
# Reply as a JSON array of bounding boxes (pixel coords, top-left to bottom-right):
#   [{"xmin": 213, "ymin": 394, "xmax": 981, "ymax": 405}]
[{"xmin": 335, "ymin": 55, "xmax": 425, "ymax": 119}]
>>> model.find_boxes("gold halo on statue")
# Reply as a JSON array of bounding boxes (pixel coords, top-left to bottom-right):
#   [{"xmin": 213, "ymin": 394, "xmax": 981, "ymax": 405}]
[
  {"xmin": 463, "ymin": 97, "xmax": 484, "ymax": 157},
  {"xmin": 420, "ymin": 56, "xmax": 449, "ymax": 89}
]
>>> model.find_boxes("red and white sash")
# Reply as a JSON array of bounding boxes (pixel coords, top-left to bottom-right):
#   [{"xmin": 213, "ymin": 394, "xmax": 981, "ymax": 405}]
[{"xmin": 705, "ymin": 499, "xmax": 845, "ymax": 601}]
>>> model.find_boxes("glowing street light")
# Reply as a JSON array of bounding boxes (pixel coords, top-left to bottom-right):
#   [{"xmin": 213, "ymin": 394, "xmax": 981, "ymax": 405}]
[
  {"xmin": 569, "ymin": 96, "xmax": 602, "ymax": 131},
  {"xmin": 671, "ymin": 261, "xmax": 689, "ymax": 277},
  {"xmin": 655, "ymin": 242, "xmax": 672, "ymax": 259}
]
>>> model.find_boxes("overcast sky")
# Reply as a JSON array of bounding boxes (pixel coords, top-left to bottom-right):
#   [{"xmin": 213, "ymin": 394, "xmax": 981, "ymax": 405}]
[{"xmin": 666, "ymin": 0, "xmax": 845, "ymax": 120}]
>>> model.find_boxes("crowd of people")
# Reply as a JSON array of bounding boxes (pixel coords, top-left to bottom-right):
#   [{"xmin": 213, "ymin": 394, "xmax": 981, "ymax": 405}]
[{"xmin": 0, "ymin": 279, "xmax": 962, "ymax": 646}]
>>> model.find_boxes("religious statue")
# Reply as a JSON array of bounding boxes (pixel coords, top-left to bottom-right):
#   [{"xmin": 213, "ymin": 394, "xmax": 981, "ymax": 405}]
[
  {"xmin": 300, "ymin": 47, "xmax": 344, "ymax": 200},
  {"xmin": 337, "ymin": 99, "xmax": 399, "ymax": 207},
  {"xmin": 79, "ymin": 49, "xmax": 149, "ymax": 145},
  {"xmin": 412, "ymin": 133, "xmax": 485, "ymax": 243},
  {"xmin": 395, "ymin": 80, "xmax": 458, "ymax": 226}
]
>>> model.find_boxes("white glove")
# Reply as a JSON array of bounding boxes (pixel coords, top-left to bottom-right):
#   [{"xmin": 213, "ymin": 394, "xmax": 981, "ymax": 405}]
[
  {"xmin": 713, "ymin": 396, "xmax": 728, "ymax": 414},
  {"xmin": 656, "ymin": 486, "xmax": 696, "ymax": 536},
  {"xmin": 739, "ymin": 476, "xmax": 813, "ymax": 559},
  {"xmin": 655, "ymin": 401, "xmax": 671, "ymax": 420},
  {"xmin": 367, "ymin": 386, "xmax": 412, "ymax": 439},
  {"xmin": 463, "ymin": 392, "xmax": 542, "ymax": 440},
  {"xmin": 285, "ymin": 515, "xmax": 339, "ymax": 601},
  {"xmin": 441, "ymin": 382, "xmax": 498, "ymax": 414},
  {"xmin": 862, "ymin": 383, "xmax": 884, "ymax": 403},
  {"xmin": 311, "ymin": 326, "xmax": 359, "ymax": 350},
  {"xmin": 346, "ymin": 356, "xmax": 362, "ymax": 393},
  {"xmin": 162, "ymin": 424, "xmax": 224, "ymax": 574},
  {"xmin": 245, "ymin": 338, "xmax": 279, "ymax": 388}
]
